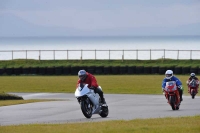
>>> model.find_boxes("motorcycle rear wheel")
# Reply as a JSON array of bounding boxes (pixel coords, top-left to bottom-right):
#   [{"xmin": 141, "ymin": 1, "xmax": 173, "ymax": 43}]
[{"xmin": 80, "ymin": 98, "xmax": 93, "ymax": 118}]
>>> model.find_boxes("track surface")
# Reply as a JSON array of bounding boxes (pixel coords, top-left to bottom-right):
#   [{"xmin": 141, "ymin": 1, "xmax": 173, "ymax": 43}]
[{"xmin": 0, "ymin": 93, "xmax": 200, "ymax": 126}]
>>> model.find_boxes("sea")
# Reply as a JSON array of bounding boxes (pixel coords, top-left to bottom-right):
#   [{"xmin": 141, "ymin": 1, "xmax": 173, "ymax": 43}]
[{"xmin": 0, "ymin": 36, "xmax": 200, "ymax": 60}]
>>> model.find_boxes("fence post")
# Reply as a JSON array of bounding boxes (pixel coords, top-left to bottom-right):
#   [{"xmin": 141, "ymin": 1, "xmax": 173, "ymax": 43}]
[
  {"xmin": 177, "ymin": 50, "xmax": 179, "ymax": 60},
  {"xmin": 150, "ymin": 49, "xmax": 151, "ymax": 60},
  {"xmin": 26, "ymin": 50, "xmax": 27, "ymax": 60},
  {"xmin": 54, "ymin": 50, "xmax": 55, "ymax": 60},
  {"xmin": 109, "ymin": 50, "xmax": 110, "ymax": 60},
  {"xmin": 39, "ymin": 50, "xmax": 41, "ymax": 60},
  {"xmin": 122, "ymin": 50, "xmax": 124, "ymax": 62},
  {"xmin": 164, "ymin": 49, "xmax": 165, "ymax": 60},
  {"xmin": 95, "ymin": 49, "xmax": 96, "ymax": 60},
  {"xmin": 136, "ymin": 50, "xmax": 138, "ymax": 60},
  {"xmin": 12, "ymin": 50, "xmax": 13, "ymax": 60},
  {"xmin": 190, "ymin": 50, "xmax": 192, "ymax": 60},
  {"xmin": 81, "ymin": 49, "xmax": 82, "ymax": 60},
  {"xmin": 67, "ymin": 50, "xmax": 68, "ymax": 60}
]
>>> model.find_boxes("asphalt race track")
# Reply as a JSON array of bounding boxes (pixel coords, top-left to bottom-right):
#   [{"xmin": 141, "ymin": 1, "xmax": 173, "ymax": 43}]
[{"xmin": 0, "ymin": 93, "xmax": 200, "ymax": 126}]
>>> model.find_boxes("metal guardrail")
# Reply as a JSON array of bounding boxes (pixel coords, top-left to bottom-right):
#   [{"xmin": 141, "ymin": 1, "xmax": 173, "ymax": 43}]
[{"xmin": 0, "ymin": 49, "xmax": 200, "ymax": 60}]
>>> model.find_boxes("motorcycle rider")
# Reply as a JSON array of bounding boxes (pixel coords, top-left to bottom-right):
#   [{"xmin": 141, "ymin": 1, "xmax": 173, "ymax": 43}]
[
  {"xmin": 162, "ymin": 70, "xmax": 183, "ymax": 101},
  {"xmin": 77, "ymin": 70, "xmax": 107, "ymax": 104},
  {"xmin": 186, "ymin": 73, "xmax": 199, "ymax": 93}
]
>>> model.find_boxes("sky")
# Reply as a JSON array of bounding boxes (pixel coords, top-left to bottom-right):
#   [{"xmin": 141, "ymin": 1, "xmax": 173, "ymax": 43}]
[{"xmin": 0, "ymin": 0, "xmax": 200, "ymax": 37}]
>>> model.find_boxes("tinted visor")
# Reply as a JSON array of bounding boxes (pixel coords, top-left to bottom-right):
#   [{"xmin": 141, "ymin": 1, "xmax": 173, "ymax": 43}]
[
  {"xmin": 79, "ymin": 75, "xmax": 86, "ymax": 80},
  {"xmin": 166, "ymin": 74, "xmax": 172, "ymax": 77},
  {"xmin": 79, "ymin": 75, "xmax": 84, "ymax": 78}
]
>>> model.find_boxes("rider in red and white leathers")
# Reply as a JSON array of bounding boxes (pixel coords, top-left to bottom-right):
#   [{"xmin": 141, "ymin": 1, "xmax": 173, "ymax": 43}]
[{"xmin": 77, "ymin": 70, "xmax": 106, "ymax": 104}]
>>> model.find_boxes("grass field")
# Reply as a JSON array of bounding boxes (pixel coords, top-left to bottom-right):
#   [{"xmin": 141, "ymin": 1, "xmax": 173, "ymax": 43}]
[
  {"xmin": 0, "ymin": 116, "xmax": 200, "ymax": 133},
  {"xmin": 0, "ymin": 75, "xmax": 199, "ymax": 106},
  {"xmin": 0, "ymin": 75, "xmax": 195, "ymax": 94},
  {"xmin": 0, "ymin": 99, "xmax": 63, "ymax": 106}
]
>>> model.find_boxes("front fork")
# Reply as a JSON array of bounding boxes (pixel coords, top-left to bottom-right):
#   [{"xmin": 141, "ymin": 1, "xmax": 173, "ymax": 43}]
[
  {"xmin": 165, "ymin": 92, "xmax": 180, "ymax": 104},
  {"xmin": 188, "ymin": 87, "xmax": 199, "ymax": 94}
]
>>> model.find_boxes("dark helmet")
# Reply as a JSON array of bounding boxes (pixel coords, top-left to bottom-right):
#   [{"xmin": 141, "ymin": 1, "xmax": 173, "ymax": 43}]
[
  {"xmin": 190, "ymin": 73, "xmax": 195, "ymax": 78},
  {"xmin": 78, "ymin": 70, "xmax": 87, "ymax": 81}
]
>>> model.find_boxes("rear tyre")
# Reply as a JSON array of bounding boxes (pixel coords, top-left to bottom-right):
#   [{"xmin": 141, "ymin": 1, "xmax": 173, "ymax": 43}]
[{"xmin": 81, "ymin": 98, "xmax": 92, "ymax": 118}]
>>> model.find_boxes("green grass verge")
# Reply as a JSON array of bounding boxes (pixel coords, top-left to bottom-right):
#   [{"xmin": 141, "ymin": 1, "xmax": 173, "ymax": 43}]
[
  {"xmin": 1, "ymin": 59, "xmax": 200, "ymax": 68},
  {"xmin": 0, "ymin": 115, "xmax": 199, "ymax": 133},
  {"xmin": 0, "ymin": 75, "xmax": 197, "ymax": 95},
  {"xmin": 0, "ymin": 99, "xmax": 64, "ymax": 106}
]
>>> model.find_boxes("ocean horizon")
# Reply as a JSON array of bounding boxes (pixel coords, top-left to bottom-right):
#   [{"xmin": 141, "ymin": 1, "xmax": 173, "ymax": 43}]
[{"xmin": 0, "ymin": 36, "xmax": 200, "ymax": 60}]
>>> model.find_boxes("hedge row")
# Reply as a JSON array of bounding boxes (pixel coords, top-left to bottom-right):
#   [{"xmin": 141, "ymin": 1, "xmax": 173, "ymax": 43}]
[
  {"xmin": 0, "ymin": 93, "xmax": 23, "ymax": 100},
  {"xmin": 0, "ymin": 66, "xmax": 199, "ymax": 75}
]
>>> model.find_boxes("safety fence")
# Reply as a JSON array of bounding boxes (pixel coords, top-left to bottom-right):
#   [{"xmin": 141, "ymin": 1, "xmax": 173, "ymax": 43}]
[
  {"xmin": 0, "ymin": 65, "xmax": 199, "ymax": 76},
  {"xmin": 0, "ymin": 49, "xmax": 200, "ymax": 60}
]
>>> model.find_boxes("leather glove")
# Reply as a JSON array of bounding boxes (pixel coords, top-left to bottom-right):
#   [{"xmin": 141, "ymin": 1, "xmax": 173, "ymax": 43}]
[
  {"xmin": 177, "ymin": 85, "xmax": 181, "ymax": 89},
  {"xmin": 162, "ymin": 88, "xmax": 165, "ymax": 95},
  {"xmin": 177, "ymin": 85, "xmax": 183, "ymax": 90}
]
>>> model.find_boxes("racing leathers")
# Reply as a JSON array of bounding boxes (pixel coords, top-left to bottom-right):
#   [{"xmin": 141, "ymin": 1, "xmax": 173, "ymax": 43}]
[{"xmin": 77, "ymin": 72, "xmax": 106, "ymax": 104}]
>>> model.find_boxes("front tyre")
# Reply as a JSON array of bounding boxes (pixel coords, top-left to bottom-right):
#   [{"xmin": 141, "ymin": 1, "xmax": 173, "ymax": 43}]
[
  {"xmin": 80, "ymin": 98, "xmax": 92, "ymax": 118},
  {"xmin": 99, "ymin": 105, "xmax": 109, "ymax": 118},
  {"xmin": 191, "ymin": 90, "xmax": 195, "ymax": 99},
  {"xmin": 169, "ymin": 96, "xmax": 175, "ymax": 110}
]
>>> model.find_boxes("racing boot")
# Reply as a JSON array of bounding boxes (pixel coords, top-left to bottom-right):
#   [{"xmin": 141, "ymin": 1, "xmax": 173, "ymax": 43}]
[
  {"xmin": 179, "ymin": 90, "xmax": 183, "ymax": 101},
  {"xmin": 101, "ymin": 98, "xmax": 106, "ymax": 104}
]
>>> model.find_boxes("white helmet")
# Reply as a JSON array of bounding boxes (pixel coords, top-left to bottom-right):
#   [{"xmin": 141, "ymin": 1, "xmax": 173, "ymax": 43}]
[
  {"xmin": 165, "ymin": 70, "xmax": 173, "ymax": 79},
  {"xmin": 190, "ymin": 73, "xmax": 195, "ymax": 78}
]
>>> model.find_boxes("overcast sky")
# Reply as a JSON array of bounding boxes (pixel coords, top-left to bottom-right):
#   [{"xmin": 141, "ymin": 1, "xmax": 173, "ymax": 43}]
[{"xmin": 0, "ymin": 0, "xmax": 200, "ymax": 37}]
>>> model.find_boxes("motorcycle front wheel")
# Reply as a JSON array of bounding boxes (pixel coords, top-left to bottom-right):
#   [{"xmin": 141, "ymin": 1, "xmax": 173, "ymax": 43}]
[
  {"xmin": 191, "ymin": 90, "xmax": 195, "ymax": 99},
  {"xmin": 169, "ymin": 96, "xmax": 176, "ymax": 110},
  {"xmin": 99, "ymin": 105, "xmax": 109, "ymax": 118},
  {"xmin": 80, "ymin": 98, "xmax": 93, "ymax": 118}
]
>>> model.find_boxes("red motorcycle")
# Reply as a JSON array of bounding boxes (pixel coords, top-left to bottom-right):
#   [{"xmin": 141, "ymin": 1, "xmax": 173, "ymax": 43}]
[
  {"xmin": 188, "ymin": 79, "xmax": 199, "ymax": 99},
  {"xmin": 163, "ymin": 81, "xmax": 181, "ymax": 110}
]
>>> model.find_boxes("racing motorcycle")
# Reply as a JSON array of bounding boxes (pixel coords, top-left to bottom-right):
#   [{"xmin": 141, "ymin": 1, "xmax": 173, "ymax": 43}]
[
  {"xmin": 163, "ymin": 81, "xmax": 181, "ymax": 110},
  {"xmin": 188, "ymin": 79, "xmax": 199, "ymax": 99},
  {"xmin": 75, "ymin": 83, "xmax": 109, "ymax": 118}
]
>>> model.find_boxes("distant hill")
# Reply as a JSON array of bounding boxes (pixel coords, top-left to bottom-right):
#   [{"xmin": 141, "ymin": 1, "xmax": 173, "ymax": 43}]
[
  {"xmin": 0, "ymin": 13, "xmax": 80, "ymax": 37},
  {"xmin": 0, "ymin": 13, "xmax": 200, "ymax": 37}
]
